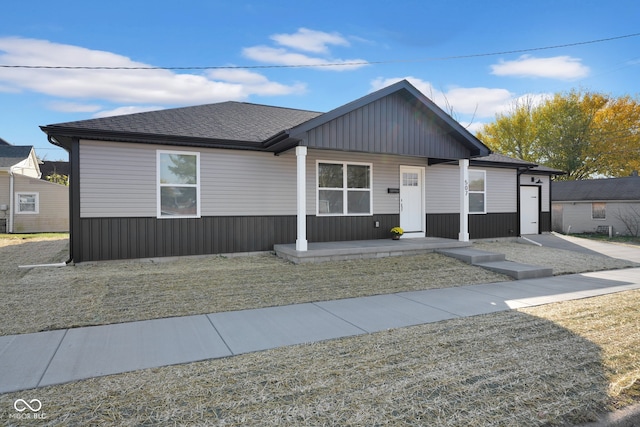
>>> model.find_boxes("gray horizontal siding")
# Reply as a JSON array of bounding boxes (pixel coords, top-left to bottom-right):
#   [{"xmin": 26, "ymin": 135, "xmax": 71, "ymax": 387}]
[
  {"xmin": 79, "ymin": 140, "xmax": 297, "ymax": 218},
  {"xmin": 553, "ymin": 201, "xmax": 638, "ymax": 235},
  {"xmin": 305, "ymin": 150, "xmax": 424, "ymax": 214},
  {"xmin": 484, "ymin": 168, "xmax": 516, "ymax": 213},
  {"xmin": 426, "ymin": 165, "xmax": 517, "ymax": 214},
  {"xmin": 305, "ymin": 92, "xmax": 469, "ymax": 158},
  {"xmin": 13, "ymin": 175, "xmax": 69, "ymax": 233}
]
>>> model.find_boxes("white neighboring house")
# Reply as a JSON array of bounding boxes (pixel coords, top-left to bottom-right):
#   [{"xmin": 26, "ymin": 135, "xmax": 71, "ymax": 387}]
[
  {"xmin": 0, "ymin": 142, "xmax": 69, "ymax": 233},
  {"xmin": 552, "ymin": 174, "xmax": 640, "ymax": 236}
]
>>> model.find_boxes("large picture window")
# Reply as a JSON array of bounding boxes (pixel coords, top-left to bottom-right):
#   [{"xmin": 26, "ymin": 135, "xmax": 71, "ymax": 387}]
[
  {"xmin": 16, "ymin": 192, "xmax": 39, "ymax": 214},
  {"xmin": 469, "ymin": 170, "xmax": 486, "ymax": 214},
  {"xmin": 318, "ymin": 162, "xmax": 372, "ymax": 215},
  {"xmin": 157, "ymin": 150, "xmax": 200, "ymax": 218}
]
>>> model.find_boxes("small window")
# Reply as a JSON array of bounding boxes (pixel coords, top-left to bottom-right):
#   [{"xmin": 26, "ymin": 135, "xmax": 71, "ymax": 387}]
[
  {"xmin": 157, "ymin": 151, "xmax": 200, "ymax": 218},
  {"xmin": 318, "ymin": 161, "xmax": 372, "ymax": 215},
  {"xmin": 592, "ymin": 202, "xmax": 606, "ymax": 219},
  {"xmin": 469, "ymin": 170, "xmax": 486, "ymax": 214},
  {"xmin": 16, "ymin": 192, "xmax": 39, "ymax": 214}
]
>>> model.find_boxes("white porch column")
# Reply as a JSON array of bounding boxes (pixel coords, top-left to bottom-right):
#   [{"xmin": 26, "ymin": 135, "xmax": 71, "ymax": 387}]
[
  {"xmin": 459, "ymin": 159, "xmax": 469, "ymax": 242},
  {"xmin": 296, "ymin": 146, "xmax": 308, "ymax": 251}
]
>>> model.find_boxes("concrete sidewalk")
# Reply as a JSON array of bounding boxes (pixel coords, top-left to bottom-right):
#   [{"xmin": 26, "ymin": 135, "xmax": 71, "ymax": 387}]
[{"xmin": 2, "ymin": 267, "xmax": 640, "ymax": 394}]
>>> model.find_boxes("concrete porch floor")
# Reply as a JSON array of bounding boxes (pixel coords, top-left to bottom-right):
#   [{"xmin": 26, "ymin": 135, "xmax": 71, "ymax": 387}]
[{"xmin": 274, "ymin": 237, "xmax": 472, "ymax": 263}]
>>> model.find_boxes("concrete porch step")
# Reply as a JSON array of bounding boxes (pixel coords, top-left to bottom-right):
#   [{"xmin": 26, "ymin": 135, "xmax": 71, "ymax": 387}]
[
  {"xmin": 475, "ymin": 261, "xmax": 553, "ymax": 280},
  {"xmin": 436, "ymin": 248, "xmax": 505, "ymax": 264}
]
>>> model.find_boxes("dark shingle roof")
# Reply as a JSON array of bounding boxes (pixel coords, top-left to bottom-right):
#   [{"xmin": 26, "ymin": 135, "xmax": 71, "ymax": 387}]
[
  {"xmin": 0, "ymin": 137, "xmax": 11, "ymax": 146},
  {"xmin": 473, "ymin": 153, "xmax": 537, "ymax": 167},
  {"xmin": 553, "ymin": 176, "xmax": 640, "ymax": 201},
  {"xmin": 40, "ymin": 161, "xmax": 70, "ymax": 178},
  {"xmin": 470, "ymin": 153, "xmax": 565, "ymax": 174},
  {"xmin": 0, "ymin": 146, "xmax": 33, "ymax": 168},
  {"xmin": 44, "ymin": 102, "xmax": 322, "ymax": 144}
]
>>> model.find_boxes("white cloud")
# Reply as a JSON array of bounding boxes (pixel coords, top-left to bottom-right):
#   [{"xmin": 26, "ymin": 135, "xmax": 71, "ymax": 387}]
[
  {"xmin": 207, "ymin": 68, "xmax": 307, "ymax": 95},
  {"xmin": 243, "ymin": 28, "xmax": 368, "ymax": 71},
  {"xmin": 271, "ymin": 28, "xmax": 349, "ymax": 53},
  {"xmin": 491, "ymin": 55, "xmax": 590, "ymax": 80},
  {"xmin": 47, "ymin": 101, "xmax": 102, "ymax": 113},
  {"xmin": 0, "ymin": 37, "xmax": 305, "ymax": 107},
  {"xmin": 242, "ymin": 46, "xmax": 367, "ymax": 71},
  {"xmin": 370, "ymin": 76, "xmax": 514, "ymax": 118}
]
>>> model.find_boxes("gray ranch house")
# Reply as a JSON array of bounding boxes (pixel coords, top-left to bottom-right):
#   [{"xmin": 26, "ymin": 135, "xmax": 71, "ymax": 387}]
[
  {"xmin": 552, "ymin": 175, "xmax": 640, "ymax": 236},
  {"xmin": 41, "ymin": 80, "xmax": 560, "ymax": 263}
]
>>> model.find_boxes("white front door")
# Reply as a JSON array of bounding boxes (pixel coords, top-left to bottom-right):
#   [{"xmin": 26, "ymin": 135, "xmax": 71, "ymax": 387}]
[
  {"xmin": 400, "ymin": 166, "xmax": 425, "ymax": 237},
  {"xmin": 520, "ymin": 186, "xmax": 540, "ymax": 234}
]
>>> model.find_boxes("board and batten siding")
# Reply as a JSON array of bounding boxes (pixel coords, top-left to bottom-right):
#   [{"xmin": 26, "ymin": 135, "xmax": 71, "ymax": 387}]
[
  {"xmin": 79, "ymin": 140, "xmax": 297, "ymax": 218},
  {"xmin": 304, "ymin": 92, "xmax": 469, "ymax": 159}
]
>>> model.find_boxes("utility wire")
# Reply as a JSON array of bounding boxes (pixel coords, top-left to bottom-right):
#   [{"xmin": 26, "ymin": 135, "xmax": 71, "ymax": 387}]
[{"xmin": 1, "ymin": 32, "xmax": 639, "ymax": 70}]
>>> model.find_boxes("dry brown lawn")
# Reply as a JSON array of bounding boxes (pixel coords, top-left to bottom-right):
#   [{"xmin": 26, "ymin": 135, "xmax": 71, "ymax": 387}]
[
  {"xmin": 1, "ymin": 235, "xmax": 639, "ymax": 426},
  {"xmin": 1, "ymin": 236, "xmax": 635, "ymax": 336},
  {"xmin": 0, "ymin": 290, "xmax": 638, "ymax": 426}
]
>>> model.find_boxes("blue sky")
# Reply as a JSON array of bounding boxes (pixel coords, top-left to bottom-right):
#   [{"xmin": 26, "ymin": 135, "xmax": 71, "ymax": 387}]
[{"xmin": 2, "ymin": 0, "xmax": 639, "ymax": 160}]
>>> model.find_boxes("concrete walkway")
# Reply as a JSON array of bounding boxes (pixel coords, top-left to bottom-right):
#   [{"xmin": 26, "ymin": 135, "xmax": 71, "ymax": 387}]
[{"xmin": 2, "ymin": 267, "xmax": 640, "ymax": 394}]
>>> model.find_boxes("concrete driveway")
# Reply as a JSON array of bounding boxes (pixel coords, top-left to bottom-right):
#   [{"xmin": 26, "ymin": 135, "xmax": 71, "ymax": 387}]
[{"xmin": 522, "ymin": 233, "xmax": 640, "ymax": 263}]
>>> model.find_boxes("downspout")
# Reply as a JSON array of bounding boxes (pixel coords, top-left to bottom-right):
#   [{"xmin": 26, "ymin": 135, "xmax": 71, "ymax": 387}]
[
  {"xmin": 8, "ymin": 167, "xmax": 14, "ymax": 233},
  {"xmin": 47, "ymin": 135, "xmax": 74, "ymax": 265}
]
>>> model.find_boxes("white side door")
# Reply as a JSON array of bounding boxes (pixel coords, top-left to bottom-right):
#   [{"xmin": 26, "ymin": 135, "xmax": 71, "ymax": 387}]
[
  {"xmin": 400, "ymin": 166, "xmax": 425, "ymax": 237},
  {"xmin": 520, "ymin": 186, "xmax": 540, "ymax": 234}
]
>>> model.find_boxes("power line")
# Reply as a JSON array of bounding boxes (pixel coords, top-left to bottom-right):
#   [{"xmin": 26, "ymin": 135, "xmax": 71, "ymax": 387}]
[{"xmin": 1, "ymin": 32, "xmax": 639, "ymax": 71}]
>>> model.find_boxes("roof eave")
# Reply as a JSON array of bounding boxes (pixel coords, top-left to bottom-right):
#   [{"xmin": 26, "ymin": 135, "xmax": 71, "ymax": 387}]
[{"xmin": 41, "ymin": 126, "xmax": 264, "ymax": 151}]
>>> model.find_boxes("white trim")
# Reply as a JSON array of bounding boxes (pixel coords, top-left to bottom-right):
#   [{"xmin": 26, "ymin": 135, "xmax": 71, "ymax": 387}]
[
  {"xmin": 468, "ymin": 169, "xmax": 486, "ymax": 214},
  {"xmin": 156, "ymin": 150, "xmax": 201, "ymax": 219},
  {"xmin": 296, "ymin": 146, "xmax": 308, "ymax": 251},
  {"xmin": 399, "ymin": 165, "xmax": 426, "ymax": 238},
  {"xmin": 316, "ymin": 160, "xmax": 373, "ymax": 216},
  {"xmin": 15, "ymin": 191, "xmax": 39, "ymax": 215},
  {"xmin": 459, "ymin": 159, "xmax": 469, "ymax": 242}
]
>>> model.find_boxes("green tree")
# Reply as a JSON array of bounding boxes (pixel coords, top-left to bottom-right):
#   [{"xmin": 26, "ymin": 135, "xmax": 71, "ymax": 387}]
[
  {"xmin": 476, "ymin": 96, "xmax": 538, "ymax": 162},
  {"xmin": 476, "ymin": 90, "xmax": 640, "ymax": 180},
  {"xmin": 44, "ymin": 173, "xmax": 69, "ymax": 186}
]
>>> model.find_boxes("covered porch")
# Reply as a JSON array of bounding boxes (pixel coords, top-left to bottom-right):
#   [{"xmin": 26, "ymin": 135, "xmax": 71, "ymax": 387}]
[{"xmin": 274, "ymin": 237, "xmax": 471, "ymax": 264}]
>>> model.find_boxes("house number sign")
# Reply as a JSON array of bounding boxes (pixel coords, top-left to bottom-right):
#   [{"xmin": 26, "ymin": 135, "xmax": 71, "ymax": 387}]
[{"xmin": 464, "ymin": 179, "xmax": 469, "ymax": 196}]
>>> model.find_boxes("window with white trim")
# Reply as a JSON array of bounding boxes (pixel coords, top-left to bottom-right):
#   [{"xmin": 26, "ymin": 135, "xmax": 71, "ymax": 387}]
[
  {"xmin": 469, "ymin": 170, "xmax": 486, "ymax": 214},
  {"xmin": 157, "ymin": 150, "xmax": 200, "ymax": 218},
  {"xmin": 317, "ymin": 161, "xmax": 372, "ymax": 215},
  {"xmin": 592, "ymin": 202, "xmax": 606, "ymax": 219},
  {"xmin": 16, "ymin": 192, "xmax": 39, "ymax": 214}
]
